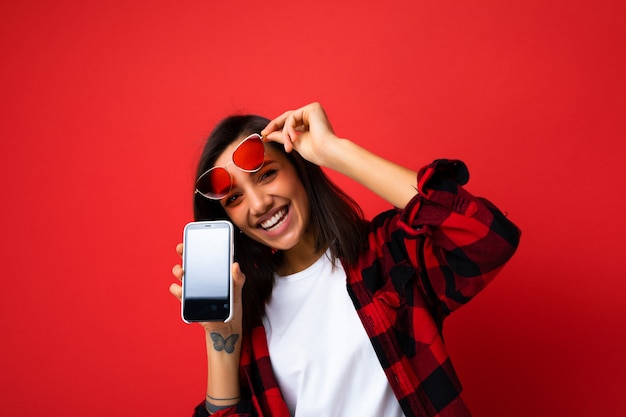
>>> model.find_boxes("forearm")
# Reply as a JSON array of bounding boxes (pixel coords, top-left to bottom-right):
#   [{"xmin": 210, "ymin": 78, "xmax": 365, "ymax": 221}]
[
  {"xmin": 323, "ymin": 138, "xmax": 418, "ymax": 209},
  {"xmin": 204, "ymin": 328, "xmax": 242, "ymax": 411}
]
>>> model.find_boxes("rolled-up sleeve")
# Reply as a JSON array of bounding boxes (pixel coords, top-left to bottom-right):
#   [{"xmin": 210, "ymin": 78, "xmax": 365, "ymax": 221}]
[{"xmin": 398, "ymin": 159, "xmax": 521, "ymax": 314}]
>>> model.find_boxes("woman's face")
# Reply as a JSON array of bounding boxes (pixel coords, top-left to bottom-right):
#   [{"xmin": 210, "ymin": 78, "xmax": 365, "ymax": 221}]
[{"xmin": 215, "ymin": 138, "xmax": 311, "ymax": 252}]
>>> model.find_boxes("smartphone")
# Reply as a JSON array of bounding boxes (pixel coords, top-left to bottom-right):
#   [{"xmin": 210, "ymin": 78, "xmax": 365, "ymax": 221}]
[{"xmin": 182, "ymin": 220, "xmax": 234, "ymax": 323}]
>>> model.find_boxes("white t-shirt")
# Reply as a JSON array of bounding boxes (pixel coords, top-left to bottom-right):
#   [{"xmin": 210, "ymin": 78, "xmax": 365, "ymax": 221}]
[{"xmin": 262, "ymin": 252, "xmax": 405, "ymax": 417}]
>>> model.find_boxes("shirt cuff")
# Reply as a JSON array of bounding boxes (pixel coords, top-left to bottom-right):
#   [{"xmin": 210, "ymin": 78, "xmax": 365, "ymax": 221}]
[
  {"xmin": 417, "ymin": 159, "xmax": 469, "ymax": 197},
  {"xmin": 399, "ymin": 160, "xmax": 477, "ymax": 235}
]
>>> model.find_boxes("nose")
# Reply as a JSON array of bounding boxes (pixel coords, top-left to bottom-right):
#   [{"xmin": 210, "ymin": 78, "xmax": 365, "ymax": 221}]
[{"xmin": 246, "ymin": 184, "xmax": 272, "ymax": 216}]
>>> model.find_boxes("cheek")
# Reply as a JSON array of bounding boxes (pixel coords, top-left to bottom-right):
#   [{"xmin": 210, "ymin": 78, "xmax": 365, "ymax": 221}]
[{"xmin": 223, "ymin": 207, "xmax": 247, "ymax": 229}]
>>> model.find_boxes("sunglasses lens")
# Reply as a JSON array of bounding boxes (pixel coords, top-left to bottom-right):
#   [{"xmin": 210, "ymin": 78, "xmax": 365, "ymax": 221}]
[
  {"xmin": 195, "ymin": 135, "xmax": 264, "ymax": 200},
  {"xmin": 233, "ymin": 135, "xmax": 265, "ymax": 171},
  {"xmin": 197, "ymin": 167, "xmax": 231, "ymax": 199}
]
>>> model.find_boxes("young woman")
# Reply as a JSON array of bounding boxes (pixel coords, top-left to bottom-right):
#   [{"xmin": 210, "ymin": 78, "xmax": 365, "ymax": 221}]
[{"xmin": 170, "ymin": 102, "xmax": 521, "ymax": 417}]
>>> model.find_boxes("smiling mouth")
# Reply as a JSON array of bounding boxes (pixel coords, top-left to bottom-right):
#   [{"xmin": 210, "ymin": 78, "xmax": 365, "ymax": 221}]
[{"xmin": 259, "ymin": 207, "xmax": 288, "ymax": 231}]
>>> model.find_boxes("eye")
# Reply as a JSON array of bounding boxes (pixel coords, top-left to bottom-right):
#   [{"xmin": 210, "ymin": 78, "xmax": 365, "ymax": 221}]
[
  {"xmin": 258, "ymin": 168, "xmax": 278, "ymax": 183},
  {"xmin": 222, "ymin": 192, "xmax": 242, "ymax": 207}
]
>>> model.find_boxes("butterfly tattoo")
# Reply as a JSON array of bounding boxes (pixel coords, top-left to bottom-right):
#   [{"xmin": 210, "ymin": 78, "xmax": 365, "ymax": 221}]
[{"xmin": 210, "ymin": 332, "xmax": 239, "ymax": 354}]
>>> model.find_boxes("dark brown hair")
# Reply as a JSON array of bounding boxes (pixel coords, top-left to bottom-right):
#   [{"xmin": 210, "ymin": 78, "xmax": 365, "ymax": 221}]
[{"xmin": 193, "ymin": 114, "xmax": 367, "ymax": 331}]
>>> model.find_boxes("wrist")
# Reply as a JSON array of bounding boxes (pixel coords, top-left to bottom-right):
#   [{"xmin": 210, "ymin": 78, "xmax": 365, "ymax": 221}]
[
  {"xmin": 205, "ymin": 397, "xmax": 240, "ymax": 414},
  {"xmin": 206, "ymin": 393, "xmax": 240, "ymax": 403},
  {"xmin": 318, "ymin": 137, "xmax": 353, "ymax": 172}
]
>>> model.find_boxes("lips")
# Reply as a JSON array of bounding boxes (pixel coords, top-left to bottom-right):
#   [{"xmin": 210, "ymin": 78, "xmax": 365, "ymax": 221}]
[{"xmin": 259, "ymin": 207, "xmax": 288, "ymax": 232}]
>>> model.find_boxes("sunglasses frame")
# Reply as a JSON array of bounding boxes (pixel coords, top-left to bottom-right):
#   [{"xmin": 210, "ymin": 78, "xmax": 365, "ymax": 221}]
[{"xmin": 195, "ymin": 133, "xmax": 265, "ymax": 200}]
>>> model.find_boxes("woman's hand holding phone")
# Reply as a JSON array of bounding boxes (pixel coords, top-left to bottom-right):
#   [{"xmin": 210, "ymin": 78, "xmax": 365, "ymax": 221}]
[
  {"xmin": 169, "ymin": 242, "xmax": 246, "ymax": 331},
  {"xmin": 170, "ymin": 242, "xmax": 245, "ymax": 410}
]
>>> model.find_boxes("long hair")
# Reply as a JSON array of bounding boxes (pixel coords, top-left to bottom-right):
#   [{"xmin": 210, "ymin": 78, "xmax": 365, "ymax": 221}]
[{"xmin": 193, "ymin": 114, "xmax": 368, "ymax": 331}]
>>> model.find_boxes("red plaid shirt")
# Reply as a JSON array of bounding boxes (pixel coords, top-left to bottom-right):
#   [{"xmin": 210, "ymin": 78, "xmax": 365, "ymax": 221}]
[{"xmin": 194, "ymin": 160, "xmax": 521, "ymax": 417}]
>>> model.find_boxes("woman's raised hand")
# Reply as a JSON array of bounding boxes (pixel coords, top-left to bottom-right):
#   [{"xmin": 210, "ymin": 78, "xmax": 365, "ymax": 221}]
[
  {"xmin": 262, "ymin": 102, "xmax": 419, "ymax": 209},
  {"xmin": 261, "ymin": 102, "xmax": 340, "ymax": 168}
]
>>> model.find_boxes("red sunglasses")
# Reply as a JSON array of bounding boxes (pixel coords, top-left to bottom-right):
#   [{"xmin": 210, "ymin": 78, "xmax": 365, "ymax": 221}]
[{"xmin": 195, "ymin": 133, "xmax": 266, "ymax": 200}]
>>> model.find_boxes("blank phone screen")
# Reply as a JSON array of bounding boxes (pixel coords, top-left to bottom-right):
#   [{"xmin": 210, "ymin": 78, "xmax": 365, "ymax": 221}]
[{"xmin": 184, "ymin": 226, "xmax": 229, "ymax": 298}]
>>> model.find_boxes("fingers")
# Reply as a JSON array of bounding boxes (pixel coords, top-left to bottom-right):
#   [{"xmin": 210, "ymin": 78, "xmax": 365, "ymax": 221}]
[
  {"xmin": 170, "ymin": 243, "xmax": 184, "ymax": 300},
  {"xmin": 261, "ymin": 110, "xmax": 293, "ymax": 139},
  {"xmin": 169, "ymin": 282, "xmax": 182, "ymax": 300},
  {"xmin": 231, "ymin": 262, "xmax": 246, "ymax": 293},
  {"xmin": 262, "ymin": 103, "xmax": 325, "ymax": 153},
  {"xmin": 262, "ymin": 122, "xmax": 295, "ymax": 153},
  {"xmin": 172, "ymin": 263, "xmax": 183, "ymax": 281}
]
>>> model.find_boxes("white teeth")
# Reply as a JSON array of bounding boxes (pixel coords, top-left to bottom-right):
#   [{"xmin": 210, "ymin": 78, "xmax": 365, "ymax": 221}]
[{"xmin": 260, "ymin": 208, "xmax": 287, "ymax": 231}]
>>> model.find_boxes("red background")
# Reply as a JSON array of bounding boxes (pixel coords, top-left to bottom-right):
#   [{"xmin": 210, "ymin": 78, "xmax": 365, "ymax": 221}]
[{"xmin": 1, "ymin": 1, "xmax": 625, "ymax": 416}]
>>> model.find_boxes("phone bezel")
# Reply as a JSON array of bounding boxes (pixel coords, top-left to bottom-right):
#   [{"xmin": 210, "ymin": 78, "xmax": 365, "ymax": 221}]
[{"xmin": 181, "ymin": 220, "xmax": 234, "ymax": 323}]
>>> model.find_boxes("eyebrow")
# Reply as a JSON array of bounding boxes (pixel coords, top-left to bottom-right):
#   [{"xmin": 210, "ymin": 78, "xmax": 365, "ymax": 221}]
[
  {"xmin": 262, "ymin": 157, "xmax": 279, "ymax": 164},
  {"xmin": 228, "ymin": 158, "xmax": 280, "ymax": 188}
]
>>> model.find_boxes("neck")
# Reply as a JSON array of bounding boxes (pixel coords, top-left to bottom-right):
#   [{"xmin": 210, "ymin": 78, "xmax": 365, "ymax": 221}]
[{"xmin": 276, "ymin": 234, "xmax": 326, "ymax": 276}]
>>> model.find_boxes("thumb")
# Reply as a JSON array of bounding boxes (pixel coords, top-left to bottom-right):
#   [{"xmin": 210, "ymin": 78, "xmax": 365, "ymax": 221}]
[{"xmin": 231, "ymin": 262, "xmax": 246, "ymax": 300}]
